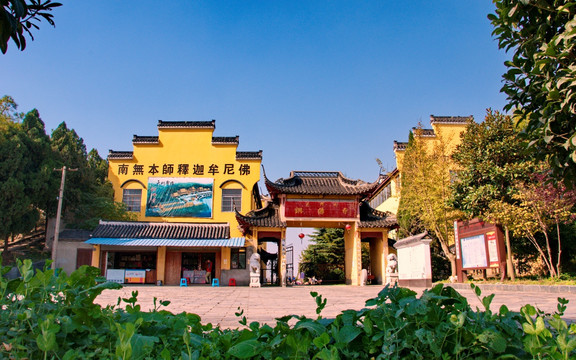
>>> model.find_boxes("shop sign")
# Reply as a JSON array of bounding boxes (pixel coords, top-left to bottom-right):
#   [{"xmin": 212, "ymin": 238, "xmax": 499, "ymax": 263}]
[
  {"xmin": 145, "ymin": 177, "xmax": 213, "ymax": 218},
  {"xmin": 125, "ymin": 269, "xmax": 146, "ymax": 284},
  {"xmin": 285, "ymin": 199, "xmax": 357, "ymax": 218},
  {"xmin": 117, "ymin": 162, "xmax": 252, "ymax": 177}
]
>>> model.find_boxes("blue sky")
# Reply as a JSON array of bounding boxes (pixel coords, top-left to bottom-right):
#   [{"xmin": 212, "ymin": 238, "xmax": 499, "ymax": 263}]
[{"xmin": 2, "ymin": 1, "xmax": 508, "ymax": 184}]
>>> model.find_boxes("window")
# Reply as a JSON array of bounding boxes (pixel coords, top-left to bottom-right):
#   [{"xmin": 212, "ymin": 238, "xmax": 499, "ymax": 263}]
[
  {"xmin": 221, "ymin": 189, "xmax": 241, "ymax": 212},
  {"xmin": 231, "ymin": 248, "xmax": 246, "ymax": 269},
  {"xmin": 122, "ymin": 189, "xmax": 142, "ymax": 212}
]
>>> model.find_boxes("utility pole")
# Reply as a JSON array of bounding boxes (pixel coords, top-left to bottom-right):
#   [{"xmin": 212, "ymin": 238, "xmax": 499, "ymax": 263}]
[{"xmin": 51, "ymin": 166, "xmax": 78, "ymax": 270}]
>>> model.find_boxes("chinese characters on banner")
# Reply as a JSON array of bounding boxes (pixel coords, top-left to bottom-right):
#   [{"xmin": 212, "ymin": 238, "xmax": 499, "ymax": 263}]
[
  {"xmin": 284, "ymin": 200, "xmax": 358, "ymax": 218},
  {"xmin": 117, "ymin": 163, "xmax": 251, "ymax": 176}
]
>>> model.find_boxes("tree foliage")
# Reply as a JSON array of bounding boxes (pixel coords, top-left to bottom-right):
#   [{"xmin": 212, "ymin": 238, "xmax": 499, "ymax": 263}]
[
  {"xmin": 450, "ymin": 110, "xmax": 536, "ymax": 279},
  {"xmin": 397, "ymin": 126, "xmax": 462, "ymax": 276},
  {"xmin": 0, "ymin": 103, "xmax": 49, "ymax": 261},
  {"xmin": 450, "ymin": 110, "xmax": 535, "ymax": 218},
  {"xmin": 299, "ymin": 228, "xmax": 369, "ymax": 282},
  {"xmin": 490, "ymin": 0, "xmax": 576, "ymax": 187},
  {"xmin": 491, "ymin": 170, "xmax": 576, "ymax": 277},
  {"xmin": 0, "ymin": 96, "xmax": 133, "ymax": 261},
  {"xmin": 299, "ymin": 228, "xmax": 346, "ymax": 282},
  {"xmin": 0, "ymin": 0, "xmax": 61, "ymax": 54}
]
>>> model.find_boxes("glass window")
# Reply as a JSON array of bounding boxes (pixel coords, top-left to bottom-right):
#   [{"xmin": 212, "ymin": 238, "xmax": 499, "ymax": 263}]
[
  {"xmin": 221, "ymin": 189, "xmax": 242, "ymax": 212},
  {"xmin": 231, "ymin": 248, "xmax": 246, "ymax": 269},
  {"xmin": 122, "ymin": 189, "xmax": 142, "ymax": 212}
]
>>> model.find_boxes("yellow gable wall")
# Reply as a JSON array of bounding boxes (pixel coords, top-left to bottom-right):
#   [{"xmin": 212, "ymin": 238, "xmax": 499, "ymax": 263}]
[
  {"xmin": 394, "ymin": 122, "xmax": 467, "ymax": 171},
  {"xmin": 108, "ymin": 126, "xmax": 261, "ymax": 239},
  {"xmin": 378, "ymin": 121, "xmax": 468, "ymax": 215}
]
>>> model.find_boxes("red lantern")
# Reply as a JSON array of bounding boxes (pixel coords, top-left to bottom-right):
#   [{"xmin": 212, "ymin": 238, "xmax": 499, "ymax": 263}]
[
  {"xmin": 298, "ymin": 233, "xmax": 305, "ymax": 239},
  {"xmin": 345, "ymin": 224, "xmax": 352, "ymax": 231}
]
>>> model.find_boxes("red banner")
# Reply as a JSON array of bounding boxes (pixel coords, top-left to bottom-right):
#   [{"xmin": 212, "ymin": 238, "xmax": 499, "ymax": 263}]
[{"xmin": 284, "ymin": 200, "xmax": 357, "ymax": 218}]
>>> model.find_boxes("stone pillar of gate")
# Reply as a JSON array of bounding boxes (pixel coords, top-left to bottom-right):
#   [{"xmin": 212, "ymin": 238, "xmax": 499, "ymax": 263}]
[
  {"xmin": 344, "ymin": 222, "xmax": 361, "ymax": 285},
  {"xmin": 369, "ymin": 230, "xmax": 389, "ymax": 285},
  {"xmin": 280, "ymin": 229, "xmax": 287, "ymax": 287}
]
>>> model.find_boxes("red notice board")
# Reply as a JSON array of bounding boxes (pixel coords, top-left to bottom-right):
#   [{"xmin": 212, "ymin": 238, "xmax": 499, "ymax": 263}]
[{"xmin": 455, "ymin": 219, "xmax": 507, "ymax": 282}]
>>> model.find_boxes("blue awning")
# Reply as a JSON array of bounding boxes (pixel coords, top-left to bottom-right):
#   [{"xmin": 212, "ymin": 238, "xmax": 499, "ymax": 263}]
[{"xmin": 86, "ymin": 237, "xmax": 246, "ymax": 247}]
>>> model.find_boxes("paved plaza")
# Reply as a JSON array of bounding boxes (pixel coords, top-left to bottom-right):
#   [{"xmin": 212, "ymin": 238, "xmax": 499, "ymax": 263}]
[{"xmin": 95, "ymin": 284, "xmax": 576, "ymax": 329}]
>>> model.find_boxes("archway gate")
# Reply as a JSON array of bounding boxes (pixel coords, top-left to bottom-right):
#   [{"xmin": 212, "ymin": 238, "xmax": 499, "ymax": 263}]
[{"xmin": 236, "ymin": 171, "xmax": 397, "ymax": 286}]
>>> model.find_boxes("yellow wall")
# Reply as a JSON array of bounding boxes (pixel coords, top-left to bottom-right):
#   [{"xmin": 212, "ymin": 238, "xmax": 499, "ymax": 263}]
[
  {"xmin": 394, "ymin": 121, "xmax": 468, "ymax": 171},
  {"xmin": 107, "ymin": 125, "xmax": 262, "ymax": 239}
]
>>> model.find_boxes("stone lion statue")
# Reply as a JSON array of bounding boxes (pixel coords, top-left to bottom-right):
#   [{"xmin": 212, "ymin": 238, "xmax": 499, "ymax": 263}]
[
  {"xmin": 386, "ymin": 253, "xmax": 398, "ymax": 274},
  {"xmin": 249, "ymin": 253, "xmax": 261, "ymax": 274}
]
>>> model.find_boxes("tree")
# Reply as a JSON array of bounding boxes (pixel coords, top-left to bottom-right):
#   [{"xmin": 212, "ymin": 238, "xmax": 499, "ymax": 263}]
[
  {"xmin": 21, "ymin": 109, "xmax": 58, "ymax": 217},
  {"xmin": 398, "ymin": 126, "xmax": 463, "ymax": 276},
  {"xmin": 450, "ymin": 110, "xmax": 536, "ymax": 279},
  {"xmin": 299, "ymin": 228, "xmax": 370, "ymax": 282},
  {"xmin": 0, "ymin": 0, "xmax": 61, "ymax": 54},
  {"xmin": 0, "ymin": 103, "xmax": 49, "ymax": 261},
  {"xmin": 299, "ymin": 228, "xmax": 346, "ymax": 282},
  {"xmin": 490, "ymin": 1, "xmax": 576, "ymax": 187},
  {"xmin": 491, "ymin": 171, "xmax": 576, "ymax": 277}
]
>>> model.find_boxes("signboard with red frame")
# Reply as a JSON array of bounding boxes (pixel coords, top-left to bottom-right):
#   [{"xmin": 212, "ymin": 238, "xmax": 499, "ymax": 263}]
[{"xmin": 454, "ymin": 219, "xmax": 507, "ymax": 282}]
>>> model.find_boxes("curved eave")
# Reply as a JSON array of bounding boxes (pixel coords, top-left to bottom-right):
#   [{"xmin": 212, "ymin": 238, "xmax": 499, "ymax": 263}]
[
  {"xmin": 234, "ymin": 202, "xmax": 286, "ymax": 234},
  {"xmin": 358, "ymin": 201, "xmax": 398, "ymax": 229}
]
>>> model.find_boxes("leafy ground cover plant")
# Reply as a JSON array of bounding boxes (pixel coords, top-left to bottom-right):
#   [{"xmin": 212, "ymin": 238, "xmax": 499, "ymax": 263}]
[{"xmin": 1, "ymin": 260, "xmax": 575, "ymax": 359}]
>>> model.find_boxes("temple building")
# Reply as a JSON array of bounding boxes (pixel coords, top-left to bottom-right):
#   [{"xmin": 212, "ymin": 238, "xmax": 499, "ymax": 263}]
[
  {"xmin": 86, "ymin": 120, "xmax": 262, "ymax": 285},
  {"xmin": 235, "ymin": 171, "xmax": 397, "ymax": 285}
]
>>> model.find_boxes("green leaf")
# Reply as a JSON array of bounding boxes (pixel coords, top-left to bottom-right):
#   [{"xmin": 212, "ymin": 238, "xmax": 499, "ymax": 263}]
[
  {"xmin": 477, "ymin": 330, "xmax": 507, "ymax": 353},
  {"xmin": 294, "ymin": 320, "xmax": 326, "ymax": 336},
  {"xmin": 313, "ymin": 332, "xmax": 331, "ymax": 348},
  {"xmin": 227, "ymin": 339, "xmax": 262, "ymax": 359}
]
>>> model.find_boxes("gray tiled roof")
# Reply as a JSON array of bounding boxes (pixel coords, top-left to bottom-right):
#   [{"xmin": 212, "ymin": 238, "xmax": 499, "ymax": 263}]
[
  {"xmin": 413, "ymin": 128, "xmax": 435, "ymax": 137},
  {"xmin": 91, "ymin": 221, "xmax": 230, "ymax": 239},
  {"xmin": 157, "ymin": 120, "xmax": 216, "ymax": 129},
  {"xmin": 393, "ymin": 141, "xmax": 408, "ymax": 151},
  {"xmin": 358, "ymin": 201, "xmax": 398, "ymax": 229},
  {"xmin": 133, "ymin": 135, "xmax": 159, "ymax": 144},
  {"xmin": 430, "ymin": 115, "xmax": 473, "ymax": 124},
  {"xmin": 108, "ymin": 151, "xmax": 134, "ymax": 160},
  {"xmin": 212, "ymin": 136, "xmax": 239, "ymax": 145},
  {"xmin": 236, "ymin": 151, "xmax": 263, "ymax": 160},
  {"xmin": 265, "ymin": 171, "xmax": 379, "ymax": 196},
  {"xmin": 59, "ymin": 229, "xmax": 92, "ymax": 241},
  {"xmin": 235, "ymin": 202, "xmax": 286, "ymax": 234}
]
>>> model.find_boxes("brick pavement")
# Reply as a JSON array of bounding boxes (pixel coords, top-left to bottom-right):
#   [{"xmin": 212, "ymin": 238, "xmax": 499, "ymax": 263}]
[{"xmin": 95, "ymin": 284, "xmax": 576, "ymax": 329}]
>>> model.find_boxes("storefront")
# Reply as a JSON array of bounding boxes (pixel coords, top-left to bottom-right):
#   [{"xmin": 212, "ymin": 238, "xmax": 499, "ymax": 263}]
[{"xmin": 87, "ymin": 220, "xmax": 247, "ymax": 285}]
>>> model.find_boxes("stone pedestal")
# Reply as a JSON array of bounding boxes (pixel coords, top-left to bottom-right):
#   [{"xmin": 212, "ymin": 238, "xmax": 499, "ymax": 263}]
[
  {"xmin": 386, "ymin": 273, "xmax": 398, "ymax": 286},
  {"xmin": 249, "ymin": 273, "xmax": 260, "ymax": 288}
]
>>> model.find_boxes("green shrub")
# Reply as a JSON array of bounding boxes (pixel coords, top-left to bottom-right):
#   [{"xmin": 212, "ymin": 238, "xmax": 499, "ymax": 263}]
[{"xmin": 1, "ymin": 259, "xmax": 575, "ymax": 359}]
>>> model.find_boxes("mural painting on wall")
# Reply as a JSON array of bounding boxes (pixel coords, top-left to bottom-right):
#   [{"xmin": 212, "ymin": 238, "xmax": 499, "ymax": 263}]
[{"xmin": 145, "ymin": 177, "xmax": 214, "ymax": 218}]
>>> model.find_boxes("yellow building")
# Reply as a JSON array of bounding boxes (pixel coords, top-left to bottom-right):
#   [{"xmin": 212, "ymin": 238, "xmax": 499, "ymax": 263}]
[
  {"xmin": 369, "ymin": 115, "xmax": 471, "ymax": 215},
  {"xmin": 87, "ymin": 120, "xmax": 262, "ymax": 286}
]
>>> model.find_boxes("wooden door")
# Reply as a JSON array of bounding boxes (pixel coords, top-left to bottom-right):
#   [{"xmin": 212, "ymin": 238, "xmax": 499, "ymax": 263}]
[
  {"xmin": 76, "ymin": 248, "xmax": 92, "ymax": 269},
  {"xmin": 165, "ymin": 251, "xmax": 182, "ymax": 285}
]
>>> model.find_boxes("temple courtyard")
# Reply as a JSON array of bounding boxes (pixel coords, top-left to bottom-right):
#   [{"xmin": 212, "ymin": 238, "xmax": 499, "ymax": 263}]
[{"xmin": 95, "ymin": 284, "xmax": 576, "ymax": 329}]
